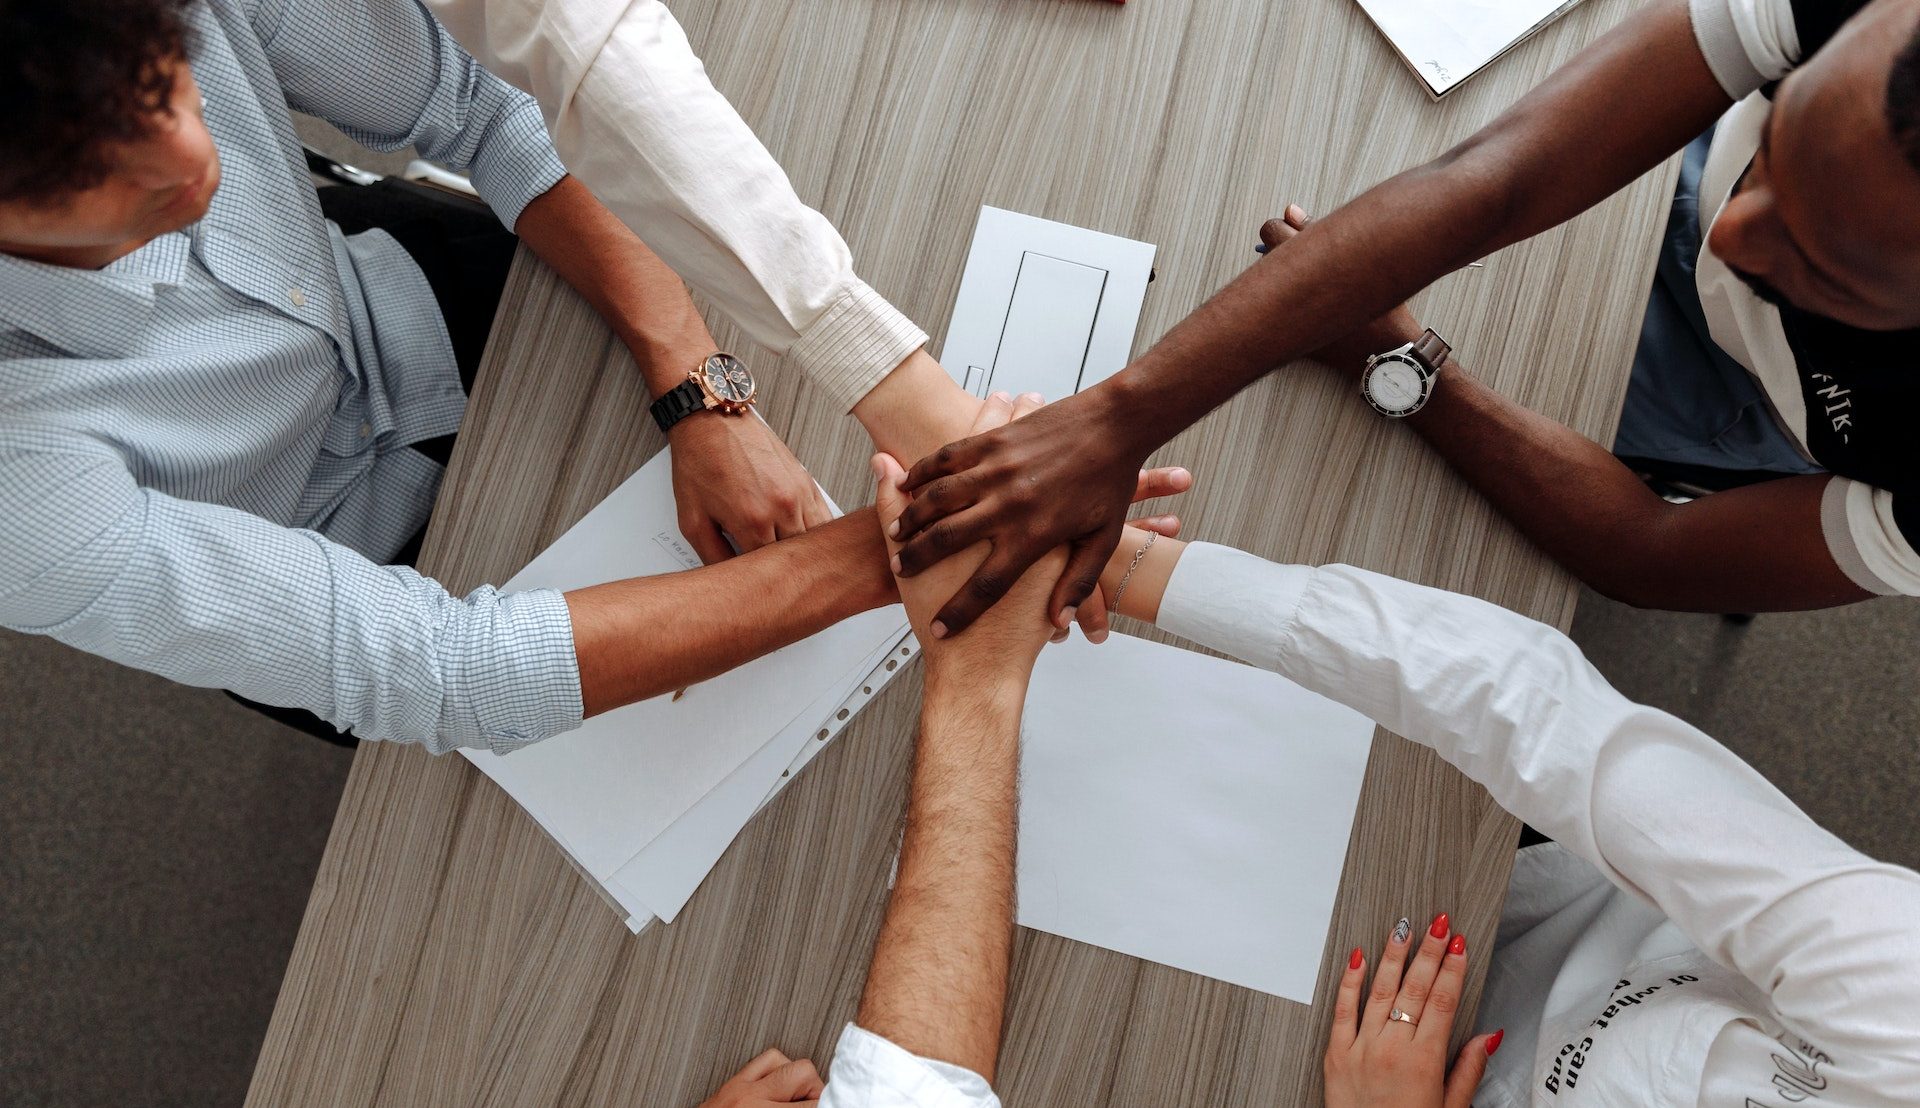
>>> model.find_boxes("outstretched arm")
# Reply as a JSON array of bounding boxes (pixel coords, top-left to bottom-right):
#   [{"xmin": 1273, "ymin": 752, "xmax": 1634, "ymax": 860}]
[{"xmin": 890, "ymin": 0, "xmax": 1733, "ymax": 636}]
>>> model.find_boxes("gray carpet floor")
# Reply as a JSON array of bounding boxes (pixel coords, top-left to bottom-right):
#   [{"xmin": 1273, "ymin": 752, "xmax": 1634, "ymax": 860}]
[{"xmin": 5, "ymin": 591, "xmax": 1914, "ymax": 1106}]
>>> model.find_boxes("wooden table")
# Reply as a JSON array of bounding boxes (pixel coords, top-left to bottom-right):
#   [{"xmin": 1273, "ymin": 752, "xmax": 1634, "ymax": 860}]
[{"xmin": 250, "ymin": 0, "xmax": 1679, "ymax": 1103}]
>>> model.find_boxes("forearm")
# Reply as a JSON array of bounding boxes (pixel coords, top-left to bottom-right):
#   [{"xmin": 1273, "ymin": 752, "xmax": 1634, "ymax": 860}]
[
  {"xmin": 852, "ymin": 350, "xmax": 986, "ymax": 465},
  {"xmin": 1403, "ymin": 361, "xmax": 1868, "ymax": 611},
  {"xmin": 1091, "ymin": 0, "xmax": 1723, "ymax": 459},
  {"xmin": 513, "ymin": 176, "xmax": 716, "ymax": 398},
  {"xmin": 567, "ymin": 509, "xmax": 892, "ymax": 716},
  {"xmin": 856, "ymin": 670, "xmax": 1023, "ymax": 1080}
]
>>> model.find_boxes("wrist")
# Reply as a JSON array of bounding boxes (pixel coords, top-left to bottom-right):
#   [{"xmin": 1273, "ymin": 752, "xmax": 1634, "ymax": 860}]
[
  {"xmin": 921, "ymin": 662, "xmax": 1028, "ymax": 723},
  {"xmin": 630, "ymin": 331, "xmax": 722, "ymax": 401}
]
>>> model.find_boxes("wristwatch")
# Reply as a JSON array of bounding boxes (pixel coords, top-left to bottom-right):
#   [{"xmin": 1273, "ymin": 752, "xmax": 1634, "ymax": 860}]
[
  {"xmin": 649, "ymin": 353, "xmax": 758, "ymax": 434},
  {"xmin": 1361, "ymin": 329, "xmax": 1450, "ymax": 418}
]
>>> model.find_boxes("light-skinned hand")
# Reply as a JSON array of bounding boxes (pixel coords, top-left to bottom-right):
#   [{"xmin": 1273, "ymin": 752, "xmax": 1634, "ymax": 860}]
[
  {"xmin": 696, "ymin": 1047, "xmax": 824, "ymax": 1107},
  {"xmin": 1324, "ymin": 912, "xmax": 1500, "ymax": 1108}
]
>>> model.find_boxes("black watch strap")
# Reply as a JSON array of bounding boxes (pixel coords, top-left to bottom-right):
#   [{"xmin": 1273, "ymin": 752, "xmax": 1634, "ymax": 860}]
[{"xmin": 650, "ymin": 379, "xmax": 707, "ymax": 435}]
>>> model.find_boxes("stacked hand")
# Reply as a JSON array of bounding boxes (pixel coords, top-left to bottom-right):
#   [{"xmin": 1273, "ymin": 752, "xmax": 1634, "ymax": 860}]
[{"xmin": 670, "ymin": 410, "xmax": 834, "ymax": 564}]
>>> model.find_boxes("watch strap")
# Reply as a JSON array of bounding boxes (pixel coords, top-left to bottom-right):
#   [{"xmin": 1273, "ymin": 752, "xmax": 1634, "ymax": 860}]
[
  {"xmin": 649, "ymin": 378, "xmax": 708, "ymax": 435},
  {"xmin": 1410, "ymin": 328, "xmax": 1451, "ymax": 373}
]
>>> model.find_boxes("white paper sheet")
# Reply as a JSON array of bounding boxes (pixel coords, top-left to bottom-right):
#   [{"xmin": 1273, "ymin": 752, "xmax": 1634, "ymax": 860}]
[
  {"xmin": 606, "ymin": 627, "xmax": 913, "ymax": 923},
  {"xmin": 461, "ymin": 450, "xmax": 907, "ymax": 881},
  {"xmin": 1353, "ymin": 0, "xmax": 1585, "ymax": 98},
  {"xmin": 941, "ymin": 207, "xmax": 1155, "ymax": 400},
  {"xmin": 1017, "ymin": 629, "xmax": 1375, "ymax": 1003}
]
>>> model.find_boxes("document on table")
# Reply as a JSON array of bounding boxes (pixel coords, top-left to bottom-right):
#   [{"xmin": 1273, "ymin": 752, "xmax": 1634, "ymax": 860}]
[
  {"xmin": 941, "ymin": 207, "xmax": 1155, "ymax": 400},
  {"xmin": 1353, "ymin": 0, "xmax": 1587, "ymax": 99},
  {"xmin": 460, "ymin": 449, "xmax": 911, "ymax": 929},
  {"xmin": 1017, "ymin": 629, "xmax": 1376, "ymax": 1004}
]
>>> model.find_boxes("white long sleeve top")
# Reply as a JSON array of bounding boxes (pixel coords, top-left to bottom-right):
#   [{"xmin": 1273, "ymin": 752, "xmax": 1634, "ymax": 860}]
[
  {"xmin": 416, "ymin": 0, "xmax": 928, "ymax": 412},
  {"xmin": 1156, "ymin": 543, "xmax": 1920, "ymax": 1106}
]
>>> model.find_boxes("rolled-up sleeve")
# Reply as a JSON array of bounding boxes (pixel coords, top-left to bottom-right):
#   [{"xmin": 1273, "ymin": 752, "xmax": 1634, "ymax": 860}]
[
  {"xmin": 818, "ymin": 1024, "xmax": 1001, "ymax": 1108},
  {"xmin": 249, "ymin": 0, "xmax": 567, "ymax": 229},
  {"xmin": 0, "ymin": 436, "xmax": 581, "ymax": 753},
  {"xmin": 420, "ymin": 0, "xmax": 928, "ymax": 411}
]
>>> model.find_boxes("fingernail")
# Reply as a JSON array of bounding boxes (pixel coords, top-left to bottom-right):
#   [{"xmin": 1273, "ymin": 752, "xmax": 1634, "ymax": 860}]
[
  {"xmin": 1485, "ymin": 1029, "xmax": 1505, "ymax": 1056},
  {"xmin": 889, "ymin": 553, "xmax": 901, "ymax": 574},
  {"xmin": 887, "ymin": 520, "xmax": 899, "ymax": 539},
  {"xmin": 1050, "ymin": 628, "xmax": 1069, "ymax": 644},
  {"xmin": 1391, "ymin": 917, "xmax": 1411, "ymax": 944},
  {"xmin": 1254, "ymin": 243, "xmax": 1269, "ymax": 254},
  {"xmin": 1348, "ymin": 947, "xmax": 1364, "ymax": 971},
  {"xmin": 1022, "ymin": 392, "xmax": 1043, "ymax": 403},
  {"xmin": 1286, "ymin": 203, "xmax": 1305, "ymax": 221},
  {"xmin": 1059, "ymin": 605, "xmax": 1076, "ymax": 629},
  {"xmin": 870, "ymin": 455, "xmax": 884, "ymax": 479},
  {"xmin": 930, "ymin": 620, "xmax": 948, "ymax": 639},
  {"xmin": 1448, "ymin": 933, "xmax": 1466, "ymax": 957},
  {"xmin": 991, "ymin": 390, "xmax": 1010, "ymax": 402},
  {"xmin": 1430, "ymin": 913, "xmax": 1450, "ymax": 940},
  {"xmin": 1089, "ymin": 628, "xmax": 1109, "ymax": 644}
]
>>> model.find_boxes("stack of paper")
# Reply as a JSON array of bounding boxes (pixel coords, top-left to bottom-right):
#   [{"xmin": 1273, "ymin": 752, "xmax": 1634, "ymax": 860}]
[
  {"xmin": 1353, "ymin": 0, "xmax": 1588, "ymax": 99},
  {"xmin": 461, "ymin": 449, "xmax": 913, "ymax": 933}
]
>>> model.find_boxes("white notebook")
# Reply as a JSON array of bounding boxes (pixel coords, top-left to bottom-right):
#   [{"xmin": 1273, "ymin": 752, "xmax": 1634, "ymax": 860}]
[{"xmin": 1353, "ymin": 0, "xmax": 1588, "ymax": 99}]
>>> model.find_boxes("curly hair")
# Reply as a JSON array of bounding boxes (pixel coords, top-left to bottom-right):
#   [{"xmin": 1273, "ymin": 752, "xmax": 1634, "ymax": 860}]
[{"xmin": 0, "ymin": 0, "xmax": 196, "ymax": 205}]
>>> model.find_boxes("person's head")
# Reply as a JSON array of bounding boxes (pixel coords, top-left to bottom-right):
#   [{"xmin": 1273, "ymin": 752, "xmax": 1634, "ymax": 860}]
[
  {"xmin": 1709, "ymin": 0, "xmax": 1920, "ymax": 331},
  {"xmin": 0, "ymin": 0, "xmax": 219, "ymax": 269}
]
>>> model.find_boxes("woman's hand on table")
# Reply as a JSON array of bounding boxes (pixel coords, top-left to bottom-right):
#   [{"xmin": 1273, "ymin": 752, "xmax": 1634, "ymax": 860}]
[{"xmin": 1323, "ymin": 912, "xmax": 1501, "ymax": 1108}]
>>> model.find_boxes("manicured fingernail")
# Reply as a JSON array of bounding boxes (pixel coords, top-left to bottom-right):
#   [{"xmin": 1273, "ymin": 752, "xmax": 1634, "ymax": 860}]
[
  {"xmin": 1348, "ymin": 947, "xmax": 1364, "ymax": 971},
  {"xmin": 1391, "ymin": 918, "xmax": 1411, "ymax": 944},
  {"xmin": 887, "ymin": 520, "xmax": 899, "ymax": 538},
  {"xmin": 930, "ymin": 620, "xmax": 948, "ymax": 639},
  {"xmin": 1448, "ymin": 933, "xmax": 1466, "ymax": 957},
  {"xmin": 1254, "ymin": 243, "xmax": 1270, "ymax": 254},
  {"xmin": 1485, "ymin": 1029, "xmax": 1505, "ymax": 1056},
  {"xmin": 1430, "ymin": 913, "xmax": 1450, "ymax": 940},
  {"xmin": 889, "ymin": 554, "xmax": 901, "ymax": 574}
]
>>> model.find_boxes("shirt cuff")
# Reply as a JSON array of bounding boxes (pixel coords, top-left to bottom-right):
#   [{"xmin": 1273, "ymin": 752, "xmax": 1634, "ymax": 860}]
[
  {"xmin": 787, "ymin": 281, "xmax": 930, "ymax": 413},
  {"xmin": 1155, "ymin": 542, "xmax": 1314, "ymax": 672},
  {"xmin": 1821, "ymin": 477, "xmax": 1920, "ymax": 597},
  {"xmin": 437, "ymin": 585, "xmax": 584, "ymax": 755},
  {"xmin": 820, "ymin": 1024, "xmax": 1000, "ymax": 1108},
  {"xmin": 1689, "ymin": 0, "xmax": 1768, "ymax": 98},
  {"xmin": 467, "ymin": 91, "xmax": 570, "ymax": 232}
]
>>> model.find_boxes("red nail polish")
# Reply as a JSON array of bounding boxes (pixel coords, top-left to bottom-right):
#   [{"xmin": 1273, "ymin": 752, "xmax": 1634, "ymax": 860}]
[
  {"xmin": 1448, "ymin": 933, "xmax": 1466, "ymax": 957},
  {"xmin": 1485, "ymin": 1029, "xmax": 1505, "ymax": 1056},
  {"xmin": 1429, "ymin": 913, "xmax": 1450, "ymax": 939},
  {"xmin": 1348, "ymin": 947, "xmax": 1364, "ymax": 971}
]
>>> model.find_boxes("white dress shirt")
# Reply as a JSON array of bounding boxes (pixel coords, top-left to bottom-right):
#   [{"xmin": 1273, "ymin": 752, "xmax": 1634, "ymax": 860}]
[
  {"xmin": 1155, "ymin": 543, "xmax": 1920, "ymax": 1106},
  {"xmin": 417, "ymin": 0, "xmax": 929, "ymax": 412}
]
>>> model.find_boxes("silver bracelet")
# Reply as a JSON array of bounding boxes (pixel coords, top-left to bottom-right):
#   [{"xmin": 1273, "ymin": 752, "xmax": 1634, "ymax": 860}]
[{"xmin": 1108, "ymin": 532, "xmax": 1158, "ymax": 613}]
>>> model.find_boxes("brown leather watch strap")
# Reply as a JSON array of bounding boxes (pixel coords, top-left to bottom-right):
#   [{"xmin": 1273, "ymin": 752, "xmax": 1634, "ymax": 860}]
[
  {"xmin": 1413, "ymin": 326, "xmax": 1451, "ymax": 374},
  {"xmin": 1411, "ymin": 328, "xmax": 1451, "ymax": 372}
]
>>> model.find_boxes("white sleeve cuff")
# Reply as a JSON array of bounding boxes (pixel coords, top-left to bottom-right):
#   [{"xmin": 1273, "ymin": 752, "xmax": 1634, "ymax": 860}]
[
  {"xmin": 1155, "ymin": 542, "xmax": 1314, "ymax": 671},
  {"xmin": 1689, "ymin": 0, "xmax": 1802, "ymax": 98},
  {"xmin": 1821, "ymin": 477, "xmax": 1920, "ymax": 597},
  {"xmin": 787, "ymin": 281, "xmax": 929, "ymax": 413},
  {"xmin": 819, "ymin": 1024, "xmax": 1000, "ymax": 1108}
]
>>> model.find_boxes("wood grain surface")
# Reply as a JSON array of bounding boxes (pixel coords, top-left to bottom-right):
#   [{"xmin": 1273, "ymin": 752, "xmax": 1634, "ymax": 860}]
[{"xmin": 250, "ymin": 0, "xmax": 1680, "ymax": 1103}]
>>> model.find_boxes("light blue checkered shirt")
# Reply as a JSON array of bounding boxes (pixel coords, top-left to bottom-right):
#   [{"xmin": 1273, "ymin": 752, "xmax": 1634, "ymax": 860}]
[{"xmin": 0, "ymin": 0, "xmax": 579, "ymax": 753}]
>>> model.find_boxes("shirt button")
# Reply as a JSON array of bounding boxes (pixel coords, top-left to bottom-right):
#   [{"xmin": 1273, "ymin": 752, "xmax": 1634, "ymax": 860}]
[
  {"xmin": 358, "ymin": 423, "xmax": 372, "ymax": 439},
  {"xmin": 289, "ymin": 287, "xmax": 307, "ymax": 307}
]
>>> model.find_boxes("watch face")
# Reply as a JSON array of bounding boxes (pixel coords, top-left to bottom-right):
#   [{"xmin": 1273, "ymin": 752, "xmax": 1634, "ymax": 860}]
[
  {"xmin": 1365, "ymin": 356, "xmax": 1424, "ymax": 413},
  {"xmin": 701, "ymin": 354, "xmax": 755, "ymax": 405}
]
